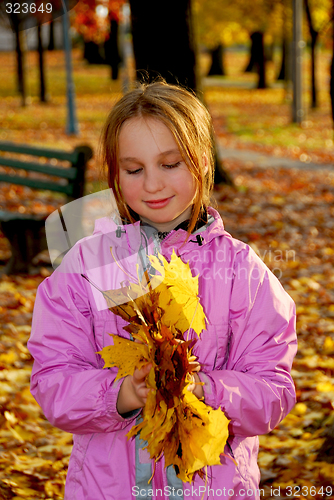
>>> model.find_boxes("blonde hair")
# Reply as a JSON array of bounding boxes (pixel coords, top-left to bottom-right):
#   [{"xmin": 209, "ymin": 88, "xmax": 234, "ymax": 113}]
[{"xmin": 99, "ymin": 80, "xmax": 216, "ymax": 241}]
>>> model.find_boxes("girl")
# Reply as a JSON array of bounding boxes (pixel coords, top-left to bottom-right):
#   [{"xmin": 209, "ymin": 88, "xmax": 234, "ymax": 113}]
[{"xmin": 28, "ymin": 81, "xmax": 297, "ymax": 500}]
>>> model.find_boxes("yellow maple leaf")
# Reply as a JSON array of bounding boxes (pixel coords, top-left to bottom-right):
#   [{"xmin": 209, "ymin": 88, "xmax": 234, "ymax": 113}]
[
  {"xmin": 149, "ymin": 250, "xmax": 207, "ymax": 337},
  {"xmin": 155, "ymin": 282, "xmax": 172, "ymax": 310},
  {"xmin": 167, "ymin": 391, "xmax": 230, "ymax": 482},
  {"xmin": 98, "ymin": 334, "xmax": 150, "ymax": 380}
]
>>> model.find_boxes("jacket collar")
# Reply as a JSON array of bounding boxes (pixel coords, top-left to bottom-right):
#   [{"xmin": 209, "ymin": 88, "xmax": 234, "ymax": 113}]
[
  {"xmin": 156, "ymin": 206, "xmax": 223, "ymax": 255},
  {"xmin": 141, "ymin": 206, "xmax": 208, "ymax": 242},
  {"xmin": 92, "ymin": 206, "xmax": 224, "ymax": 256}
]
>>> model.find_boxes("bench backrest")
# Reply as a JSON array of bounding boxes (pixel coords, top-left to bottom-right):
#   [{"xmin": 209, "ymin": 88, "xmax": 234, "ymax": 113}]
[{"xmin": 0, "ymin": 142, "xmax": 93, "ymax": 201}]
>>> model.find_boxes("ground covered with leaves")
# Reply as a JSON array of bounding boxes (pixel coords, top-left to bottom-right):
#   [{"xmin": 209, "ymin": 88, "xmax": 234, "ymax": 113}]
[
  {"xmin": 0, "ymin": 48, "xmax": 334, "ymax": 499},
  {"xmin": 1, "ymin": 159, "xmax": 333, "ymax": 499}
]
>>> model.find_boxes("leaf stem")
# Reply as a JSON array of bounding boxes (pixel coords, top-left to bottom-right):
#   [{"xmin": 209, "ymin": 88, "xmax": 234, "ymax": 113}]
[
  {"xmin": 80, "ymin": 274, "xmax": 131, "ymax": 319},
  {"xmin": 110, "ymin": 246, "xmax": 134, "ymax": 280}
]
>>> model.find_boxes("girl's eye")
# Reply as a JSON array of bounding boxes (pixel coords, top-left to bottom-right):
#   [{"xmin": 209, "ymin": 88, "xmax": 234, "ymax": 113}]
[
  {"xmin": 126, "ymin": 162, "xmax": 181, "ymax": 175},
  {"xmin": 163, "ymin": 161, "xmax": 181, "ymax": 169},
  {"xmin": 126, "ymin": 168, "xmax": 142, "ymax": 175}
]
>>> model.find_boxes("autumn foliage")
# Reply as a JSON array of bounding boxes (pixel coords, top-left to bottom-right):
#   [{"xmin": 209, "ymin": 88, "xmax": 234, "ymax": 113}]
[{"xmin": 72, "ymin": 0, "xmax": 124, "ymax": 44}]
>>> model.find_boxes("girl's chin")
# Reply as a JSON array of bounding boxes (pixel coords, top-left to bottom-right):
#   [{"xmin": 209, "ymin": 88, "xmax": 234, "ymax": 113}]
[{"xmin": 142, "ymin": 215, "xmax": 172, "ymax": 224}]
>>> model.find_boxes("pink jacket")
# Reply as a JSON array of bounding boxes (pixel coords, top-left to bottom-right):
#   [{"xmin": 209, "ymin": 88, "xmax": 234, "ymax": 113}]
[{"xmin": 29, "ymin": 207, "xmax": 297, "ymax": 500}]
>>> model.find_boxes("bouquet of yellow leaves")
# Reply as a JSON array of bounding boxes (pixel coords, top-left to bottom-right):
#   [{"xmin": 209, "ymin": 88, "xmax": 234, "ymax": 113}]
[{"xmin": 97, "ymin": 249, "xmax": 230, "ymax": 483}]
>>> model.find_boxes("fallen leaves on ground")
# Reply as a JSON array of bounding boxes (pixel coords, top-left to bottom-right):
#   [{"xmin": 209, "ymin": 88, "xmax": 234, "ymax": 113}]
[{"xmin": 0, "ymin": 275, "xmax": 71, "ymax": 500}]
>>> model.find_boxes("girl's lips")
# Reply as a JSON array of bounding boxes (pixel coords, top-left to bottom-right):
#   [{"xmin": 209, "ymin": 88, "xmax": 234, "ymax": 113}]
[{"xmin": 145, "ymin": 196, "xmax": 173, "ymax": 208}]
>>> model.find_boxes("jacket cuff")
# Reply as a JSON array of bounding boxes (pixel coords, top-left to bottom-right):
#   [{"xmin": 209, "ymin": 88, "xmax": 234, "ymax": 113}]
[{"xmin": 198, "ymin": 371, "xmax": 218, "ymax": 409}]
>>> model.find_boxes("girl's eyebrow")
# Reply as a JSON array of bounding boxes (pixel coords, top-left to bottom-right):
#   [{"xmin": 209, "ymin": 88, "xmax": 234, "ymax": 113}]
[
  {"xmin": 119, "ymin": 157, "xmax": 142, "ymax": 164},
  {"xmin": 119, "ymin": 149, "xmax": 181, "ymax": 164}
]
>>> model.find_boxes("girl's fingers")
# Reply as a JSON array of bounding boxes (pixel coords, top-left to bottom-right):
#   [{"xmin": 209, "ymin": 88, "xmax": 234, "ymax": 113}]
[
  {"xmin": 187, "ymin": 374, "xmax": 196, "ymax": 392},
  {"xmin": 139, "ymin": 387, "xmax": 150, "ymax": 399},
  {"xmin": 189, "ymin": 361, "xmax": 201, "ymax": 372},
  {"xmin": 141, "ymin": 363, "xmax": 152, "ymax": 378},
  {"xmin": 133, "ymin": 363, "xmax": 152, "ymax": 381}
]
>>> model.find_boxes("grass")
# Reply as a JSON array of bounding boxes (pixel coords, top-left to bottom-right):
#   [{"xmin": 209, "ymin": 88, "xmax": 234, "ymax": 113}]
[{"xmin": 202, "ymin": 49, "xmax": 334, "ymax": 160}]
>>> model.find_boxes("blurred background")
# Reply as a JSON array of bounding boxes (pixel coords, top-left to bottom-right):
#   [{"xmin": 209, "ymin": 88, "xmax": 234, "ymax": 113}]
[{"xmin": 0, "ymin": 1, "xmax": 334, "ymax": 499}]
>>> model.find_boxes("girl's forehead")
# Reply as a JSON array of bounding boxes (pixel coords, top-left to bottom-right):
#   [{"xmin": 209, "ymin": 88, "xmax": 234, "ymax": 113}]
[
  {"xmin": 119, "ymin": 117, "xmax": 180, "ymax": 149},
  {"xmin": 121, "ymin": 115, "xmax": 170, "ymax": 133},
  {"xmin": 117, "ymin": 115, "xmax": 196, "ymax": 165}
]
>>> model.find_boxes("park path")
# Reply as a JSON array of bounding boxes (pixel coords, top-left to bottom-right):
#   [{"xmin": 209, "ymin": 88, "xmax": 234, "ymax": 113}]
[{"xmin": 217, "ymin": 143, "xmax": 334, "ymax": 171}]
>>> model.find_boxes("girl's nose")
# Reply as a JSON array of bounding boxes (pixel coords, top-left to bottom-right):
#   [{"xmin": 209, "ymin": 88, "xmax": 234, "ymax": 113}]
[{"xmin": 143, "ymin": 168, "xmax": 164, "ymax": 192}]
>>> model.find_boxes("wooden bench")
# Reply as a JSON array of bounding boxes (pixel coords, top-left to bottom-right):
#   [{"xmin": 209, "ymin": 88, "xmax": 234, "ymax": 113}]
[{"xmin": 0, "ymin": 141, "xmax": 93, "ymax": 274}]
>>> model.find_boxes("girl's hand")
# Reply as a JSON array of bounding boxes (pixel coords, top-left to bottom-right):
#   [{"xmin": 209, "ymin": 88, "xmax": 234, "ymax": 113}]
[
  {"xmin": 116, "ymin": 364, "xmax": 152, "ymax": 415},
  {"xmin": 187, "ymin": 372, "xmax": 204, "ymax": 400}
]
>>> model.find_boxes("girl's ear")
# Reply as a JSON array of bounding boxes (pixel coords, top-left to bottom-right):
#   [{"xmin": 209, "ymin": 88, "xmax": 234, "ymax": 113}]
[{"xmin": 202, "ymin": 153, "xmax": 209, "ymax": 175}]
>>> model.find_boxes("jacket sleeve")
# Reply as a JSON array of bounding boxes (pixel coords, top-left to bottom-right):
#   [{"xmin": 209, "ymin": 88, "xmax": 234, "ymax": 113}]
[
  {"xmin": 28, "ymin": 252, "xmax": 140, "ymax": 435},
  {"xmin": 199, "ymin": 245, "xmax": 297, "ymax": 437}
]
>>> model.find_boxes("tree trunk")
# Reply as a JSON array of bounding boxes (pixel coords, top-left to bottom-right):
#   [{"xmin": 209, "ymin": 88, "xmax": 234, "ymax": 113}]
[
  {"xmin": 37, "ymin": 22, "xmax": 47, "ymax": 102},
  {"xmin": 207, "ymin": 44, "xmax": 226, "ymax": 76},
  {"xmin": 11, "ymin": 14, "xmax": 26, "ymax": 106},
  {"xmin": 104, "ymin": 18, "xmax": 121, "ymax": 80},
  {"xmin": 305, "ymin": 0, "xmax": 318, "ymax": 108},
  {"xmin": 278, "ymin": 0, "xmax": 291, "ymax": 85},
  {"xmin": 245, "ymin": 32, "xmax": 257, "ymax": 72},
  {"xmin": 48, "ymin": 18, "xmax": 55, "ymax": 51},
  {"xmin": 310, "ymin": 33, "xmax": 318, "ymax": 108},
  {"xmin": 330, "ymin": 1, "xmax": 334, "ymax": 133},
  {"xmin": 129, "ymin": 0, "xmax": 197, "ymax": 92},
  {"xmin": 257, "ymin": 32, "xmax": 266, "ymax": 89},
  {"xmin": 83, "ymin": 41, "xmax": 104, "ymax": 64},
  {"xmin": 277, "ymin": 36, "xmax": 286, "ymax": 80},
  {"xmin": 245, "ymin": 32, "xmax": 266, "ymax": 89}
]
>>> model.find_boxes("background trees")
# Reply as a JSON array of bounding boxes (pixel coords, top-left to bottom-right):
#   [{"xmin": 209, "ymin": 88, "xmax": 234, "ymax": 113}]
[
  {"xmin": 194, "ymin": 0, "xmax": 282, "ymax": 89},
  {"xmin": 128, "ymin": 0, "xmax": 198, "ymax": 92},
  {"xmin": 2, "ymin": 0, "xmax": 334, "ymax": 131},
  {"xmin": 304, "ymin": 0, "xmax": 331, "ymax": 108},
  {"xmin": 72, "ymin": 0, "xmax": 122, "ymax": 78},
  {"xmin": 193, "ymin": 0, "xmax": 248, "ymax": 77}
]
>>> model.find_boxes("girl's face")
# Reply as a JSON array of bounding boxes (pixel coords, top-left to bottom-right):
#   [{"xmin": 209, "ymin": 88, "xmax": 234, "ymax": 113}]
[{"xmin": 118, "ymin": 117, "xmax": 197, "ymax": 231}]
